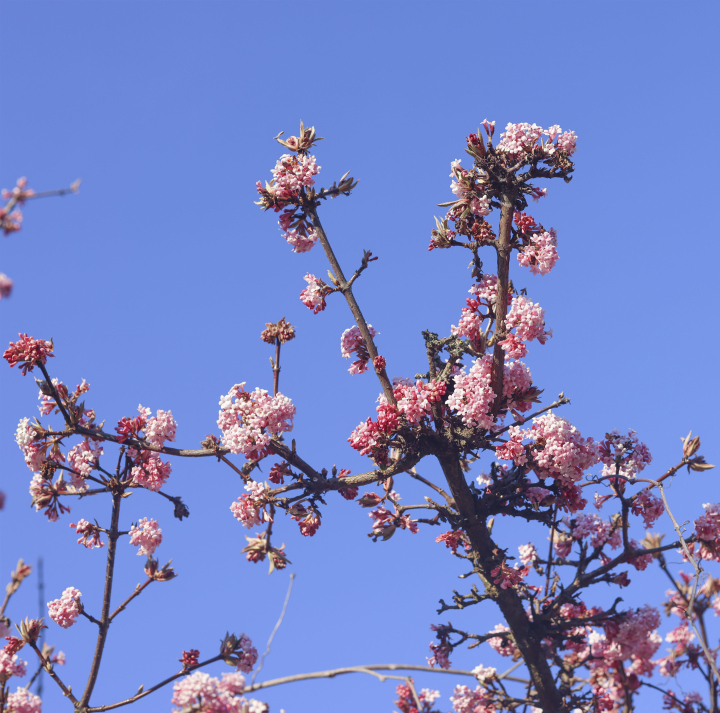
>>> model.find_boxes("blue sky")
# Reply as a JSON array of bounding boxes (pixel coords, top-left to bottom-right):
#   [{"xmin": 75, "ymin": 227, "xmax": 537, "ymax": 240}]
[{"xmin": 1, "ymin": 2, "xmax": 719, "ymax": 712}]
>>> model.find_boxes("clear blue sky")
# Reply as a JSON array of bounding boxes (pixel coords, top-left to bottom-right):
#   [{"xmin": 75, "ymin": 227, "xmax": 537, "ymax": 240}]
[{"xmin": 1, "ymin": 2, "xmax": 719, "ymax": 712}]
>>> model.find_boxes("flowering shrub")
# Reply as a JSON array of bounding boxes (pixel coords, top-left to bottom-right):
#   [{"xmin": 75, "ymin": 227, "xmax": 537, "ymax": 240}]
[{"xmin": 1, "ymin": 121, "xmax": 717, "ymax": 713}]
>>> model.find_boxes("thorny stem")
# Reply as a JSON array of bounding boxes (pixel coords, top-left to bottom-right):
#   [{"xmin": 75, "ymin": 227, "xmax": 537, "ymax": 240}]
[
  {"xmin": 80, "ymin": 490, "xmax": 123, "ymax": 708},
  {"xmin": 305, "ymin": 205, "xmax": 396, "ymax": 405}
]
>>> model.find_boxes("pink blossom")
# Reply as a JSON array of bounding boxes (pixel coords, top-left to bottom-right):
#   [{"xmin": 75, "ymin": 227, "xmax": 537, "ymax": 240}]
[
  {"xmin": 627, "ymin": 540, "xmax": 653, "ymax": 571},
  {"xmin": 141, "ymin": 407, "xmax": 177, "ymax": 447},
  {"xmin": 487, "ymin": 624, "xmax": 519, "ymax": 657},
  {"xmin": 517, "ymin": 230, "xmax": 558, "ymax": 276},
  {"xmin": 218, "ymin": 383, "xmax": 295, "ymax": 460},
  {"xmin": 129, "ymin": 518, "xmax": 163, "ymax": 557},
  {"xmin": 630, "ymin": 488, "xmax": 664, "ymax": 528},
  {"xmin": 0, "ymin": 649, "xmax": 27, "ymax": 679},
  {"xmin": 556, "ymin": 130, "xmax": 578, "ymax": 155},
  {"xmin": 692, "ymin": 502, "xmax": 720, "ymax": 561},
  {"xmin": 521, "ymin": 412, "xmax": 600, "ymax": 486},
  {"xmin": 2, "ymin": 177, "xmax": 35, "ymax": 203},
  {"xmin": 293, "ymin": 510, "xmax": 321, "ymax": 537},
  {"xmin": 3, "ymin": 334, "xmax": 54, "ymax": 375},
  {"xmin": 71, "ymin": 519, "xmax": 105, "ymax": 549},
  {"xmin": 496, "ymin": 122, "xmax": 544, "ymax": 158},
  {"xmin": 446, "ymin": 356, "xmax": 495, "ymax": 430},
  {"xmin": 518, "ymin": 543, "xmax": 537, "ymax": 566},
  {"xmin": 283, "ymin": 225, "xmax": 318, "ymax": 253},
  {"xmin": 427, "ymin": 641, "xmax": 451, "ymax": 669},
  {"xmin": 230, "ymin": 481, "xmax": 270, "ymax": 529},
  {"xmin": 500, "ymin": 295, "xmax": 551, "ymax": 359},
  {"xmin": 299, "ymin": 273, "xmax": 331, "ymax": 314},
  {"xmin": 130, "ymin": 451, "xmax": 172, "ymax": 491},
  {"xmin": 393, "ymin": 379, "xmax": 446, "ymax": 424},
  {"xmin": 171, "ymin": 670, "xmax": 250, "ymax": 712},
  {"xmin": 571, "ymin": 514, "xmax": 621, "ymax": 550},
  {"xmin": 5, "ymin": 688, "xmax": 42, "ymax": 713},
  {"xmin": 66, "ymin": 440, "xmax": 103, "ymax": 490},
  {"xmin": 47, "ymin": 587, "xmax": 82, "ymax": 629},
  {"xmin": 436, "ymin": 530, "xmax": 466, "ymax": 554},
  {"xmin": 450, "ymin": 684, "xmax": 493, "ymax": 713},
  {"xmin": 16, "ymin": 418, "xmax": 45, "ymax": 471},
  {"xmin": 270, "ymin": 153, "xmax": 319, "ymax": 198},
  {"xmin": 491, "ymin": 562, "xmax": 529, "ymax": 589},
  {"xmin": 340, "ymin": 324, "xmax": 378, "ymax": 374},
  {"xmin": 599, "ymin": 429, "xmax": 652, "ymax": 480},
  {"xmin": 0, "ymin": 273, "xmax": 13, "ymax": 299}
]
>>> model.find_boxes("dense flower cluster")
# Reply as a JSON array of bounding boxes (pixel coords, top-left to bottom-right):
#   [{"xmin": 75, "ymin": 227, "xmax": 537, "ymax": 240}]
[
  {"xmin": 446, "ymin": 355, "xmax": 533, "ymax": 430},
  {"xmin": 171, "ymin": 671, "xmax": 262, "ymax": 713},
  {"xmin": 496, "ymin": 123, "xmax": 577, "ymax": 159},
  {"xmin": 599, "ymin": 429, "xmax": 652, "ymax": 480},
  {"xmin": 499, "ymin": 295, "xmax": 551, "ymax": 359},
  {"xmin": 71, "ymin": 519, "xmax": 105, "ymax": 549},
  {"xmin": 691, "ymin": 502, "xmax": 720, "ymax": 561},
  {"xmin": 340, "ymin": 324, "xmax": 377, "ymax": 374},
  {"xmin": 3, "ymin": 334, "xmax": 54, "ymax": 375},
  {"xmin": 66, "ymin": 440, "xmax": 103, "ymax": 490},
  {"xmin": 47, "ymin": 587, "xmax": 82, "ymax": 629},
  {"xmin": 394, "ymin": 683, "xmax": 441, "ymax": 713},
  {"xmin": 260, "ymin": 317, "xmax": 296, "ymax": 345},
  {"xmin": 129, "ymin": 449, "xmax": 172, "ymax": 491},
  {"xmin": 0, "ymin": 273, "xmax": 13, "ymax": 299},
  {"xmin": 0, "ymin": 648, "xmax": 27, "ymax": 679},
  {"xmin": 299, "ymin": 273, "xmax": 332, "ymax": 313},
  {"xmin": 270, "ymin": 153, "xmax": 319, "ymax": 198},
  {"xmin": 517, "ymin": 229, "xmax": 558, "ymax": 276},
  {"xmin": 231, "ymin": 481, "xmax": 270, "ymax": 529},
  {"xmin": 217, "ymin": 383, "xmax": 295, "ymax": 460},
  {"xmin": 129, "ymin": 518, "xmax": 163, "ymax": 557},
  {"xmin": 4, "ymin": 688, "xmax": 42, "ymax": 713}
]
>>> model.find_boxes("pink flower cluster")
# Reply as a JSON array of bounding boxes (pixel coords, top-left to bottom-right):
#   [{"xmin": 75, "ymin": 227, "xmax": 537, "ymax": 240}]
[
  {"xmin": 450, "ymin": 684, "xmax": 495, "ymax": 713},
  {"xmin": 2, "ymin": 177, "xmax": 35, "ymax": 203},
  {"xmin": 130, "ymin": 450, "xmax": 172, "ymax": 491},
  {"xmin": 495, "ymin": 123, "xmax": 577, "ymax": 159},
  {"xmin": 270, "ymin": 153, "xmax": 319, "ymax": 198},
  {"xmin": 599, "ymin": 429, "xmax": 652, "ymax": 480},
  {"xmin": 395, "ymin": 683, "xmax": 441, "ymax": 713},
  {"xmin": 491, "ymin": 562, "xmax": 529, "ymax": 589},
  {"xmin": 129, "ymin": 518, "xmax": 163, "ymax": 557},
  {"xmin": 517, "ymin": 229, "xmax": 558, "ymax": 276},
  {"xmin": 292, "ymin": 509, "xmax": 321, "ymax": 537},
  {"xmin": 66, "ymin": 440, "xmax": 103, "ymax": 490},
  {"xmin": 630, "ymin": 488, "xmax": 664, "ymax": 528},
  {"xmin": 217, "ymin": 383, "xmax": 295, "ymax": 460},
  {"xmin": 449, "ymin": 159, "xmax": 491, "ymax": 217},
  {"xmin": 47, "ymin": 587, "xmax": 82, "ymax": 629},
  {"xmin": 487, "ymin": 624, "xmax": 519, "ymax": 658},
  {"xmin": 0, "ymin": 273, "xmax": 13, "ymax": 299},
  {"xmin": 3, "ymin": 333, "xmax": 54, "ymax": 376},
  {"xmin": 299, "ymin": 273, "xmax": 332, "ymax": 314},
  {"xmin": 518, "ymin": 543, "xmax": 537, "ymax": 566},
  {"xmin": 348, "ymin": 378, "xmax": 446, "ymax": 461},
  {"xmin": 16, "ymin": 417, "xmax": 46, "ymax": 472},
  {"xmin": 446, "ymin": 355, "xmax": 533, "ymax": 430},
  {"xmin": 71, "ymin": 519, "xmax": 105, "ymax": 549},
  {"xmin": 368, "ymin": 504, "xmax": 417, "ymax": 539},
  {"xmin": 499, "ymin": 296, "xmax": 551, "ymax": 359},
  {"xmin": 171, "ymin": 671, "xmax": 254, "ymax": 713},
  {"xmin": 692, "ymin": 502, "xmax": 720, "ymax": 561},
  {"xmin": 282, "ymin": 224, "xmax": 318, "ymax": 253},
  {"xmin": 0, "ymin": 648, "xmax": 27, "ymax": 679},
  {"xmin": 340, "ymin": 324, "xmax": 377, "ymax": 374},
  {"xmin": 451, "ymin": 275, "xmax": 509, "ymax": 344},
  {"xmin": 501, "ymin": 412, "xmax": 600, "ymax": 487},
  {"xmin": 139, "ymin": 406, "xmax": 177, "ymax": 447},
  {"xmin": 436, "ymin": 530, "xmax": 467, "ymax": 555},
  {"xmin": 230, "ymin": 481, "xmax": 270, "ymax": 529},
  {"xmin": 570, "ymin": 513, "xmax": 621, "ymax": 550},
  {"xmin": 4, "ymin": 688, "xmax": 42, "ymax": 713}
]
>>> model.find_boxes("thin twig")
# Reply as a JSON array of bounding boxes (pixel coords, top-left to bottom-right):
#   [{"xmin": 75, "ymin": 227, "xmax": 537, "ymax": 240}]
[{"xmin": 252, "ymin": 573, "xmax": 296, "ymax": 685}]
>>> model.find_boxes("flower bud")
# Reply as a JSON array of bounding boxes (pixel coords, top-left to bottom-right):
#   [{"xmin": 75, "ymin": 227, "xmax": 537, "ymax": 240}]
[
  {"xmin": 16, "ymin": 617, "xmax": 47, "ymax": 644},
  {"xmin": 358, "ymin": 492, "xmax": 383, "ymax": 508},
  {"xmin": 682, "ymin": 431, "xmax": 701, "ymax": 458}
]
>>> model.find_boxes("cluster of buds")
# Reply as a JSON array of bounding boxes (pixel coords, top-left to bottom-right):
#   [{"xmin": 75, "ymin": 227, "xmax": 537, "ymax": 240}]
[
  {"xmin": 274, "ymin": 120, "xmax": 323, "ymax": 154},
  {"xmin": 3, "ymin": 334, "xmax": 54, "ymax": 376},
  {"xmin": 144, "ymin": 558, "xmax": 176, "ymax": 582},
  {"xmin": 0, "ymin": 177, "xmax": 34, "ymax": 235},
  {"xmin": 241, "ymin": 532, "xmax": 291, "ymax": 573},
  {"xmin": 179, "ymin": 649, "xmax": 200, "ymax": 670},
  {"xmin": 682, "ymin": 431, "xmax": 714, "ymax": 472},
  {"xmin": 260, "ymin": 317, "xmax": 296, "ymax": 345},
  {"xmin": 6, "ymin": 559, "xmax": 32, "ymax": 597},
  {"xmin": 219, "ymin": 632, "xmax": 258, "ymax": 673},
  {"xmin": 16, "ymin": 617, "xmax": 47, "ymax": 645}
]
